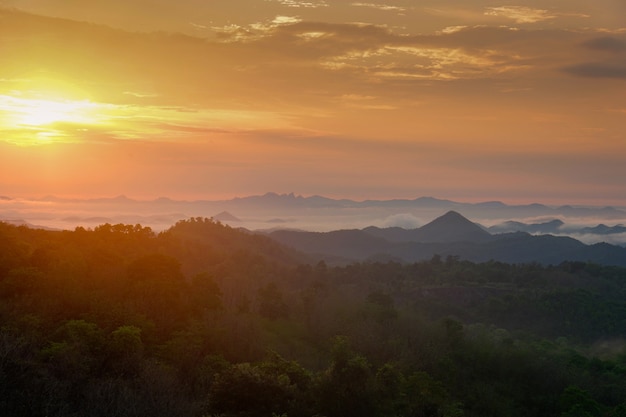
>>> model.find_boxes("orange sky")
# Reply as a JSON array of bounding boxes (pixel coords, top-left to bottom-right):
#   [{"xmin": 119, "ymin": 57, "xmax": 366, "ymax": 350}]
[{"xmin": 1, "ymin": 1, "xmax": 625, "ymax": 205}]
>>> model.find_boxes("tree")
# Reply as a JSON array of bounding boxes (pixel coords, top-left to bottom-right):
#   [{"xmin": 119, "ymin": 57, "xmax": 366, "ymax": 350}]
[
  {"xmin": 208, "ymin": 362, "xmax": 296, "ymax": 417},
  {"xmin": 257, "ymin": 282, "xmax": 289, "ymax": 320},
  {"xmin": 124, "ymin": 253, "xmax": 188, "ymax": 335},
  {"xmin": 560, "ymin": 386, "xmax": 602, "ymax": 417},
  {"xmin": 365, "ymin": 289, "xmax": 398, "ymax": 323},
  {"xmin": 107, "ymin": 325, "xmax": 143, "ymax": 378},
  {"xmin": 317, "ymin": 336, "xmax": 377, "ymax": 417},
  {"xmin": 190, "ymin": 271, "xmax": 222, "ymax": 312}
]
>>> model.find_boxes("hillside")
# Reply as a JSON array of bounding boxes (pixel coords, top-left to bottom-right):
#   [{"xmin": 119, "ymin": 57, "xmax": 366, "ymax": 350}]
[
  {"xmin": 3, "ymin": 193, "xmax": 626, "ymax": 245},
  {"xmin": 269, "ymin": 211, "xmax": 626, "ymax": 266},
  {"xmin": 2, "ymin": 218, "xmax": 626, "ymax": 417},
  {"xmin": 365, "ymin": 210, "xmax": 493, "ymax": 243}
]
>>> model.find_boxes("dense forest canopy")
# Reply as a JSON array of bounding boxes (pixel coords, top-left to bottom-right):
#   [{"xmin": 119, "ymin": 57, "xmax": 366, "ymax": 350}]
[{"xmin": 1, "ymin": 219, "xmax": 626, "ymax": 417}]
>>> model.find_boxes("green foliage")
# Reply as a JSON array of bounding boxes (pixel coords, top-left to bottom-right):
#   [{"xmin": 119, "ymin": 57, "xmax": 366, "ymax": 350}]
[
  {"xmin": 108, "ymin": 325, "xmax": 143, "ymax": 377},
  {"xmin": 316, "ymin": 336, "xmax": 378, "ymax": 417},
  {"xmin": 560, "ymin": 386, "xmax": 603, "ymax": 417},
  {"xmin": 190, "ymin": 272, "xmax": 223, "ymax": 311},
  {"xmin": 258, "ymin": 282, "xmax": 289, "ymax": 320},
  {"xmin": 1, "ymin": 221, "xmax": 626, "ymax": 416},
  {"xmin": 208, "ymin": 360, "xmax": 302, "ymax": 417}
]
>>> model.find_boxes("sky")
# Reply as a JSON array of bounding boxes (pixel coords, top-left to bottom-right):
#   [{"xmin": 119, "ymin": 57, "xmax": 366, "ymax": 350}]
[{"xmin": 1, "ymin": 0, "xmax": 625, "ymax": 205}]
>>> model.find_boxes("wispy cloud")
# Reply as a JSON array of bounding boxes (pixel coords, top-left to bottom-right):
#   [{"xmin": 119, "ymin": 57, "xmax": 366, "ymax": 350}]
[
  {"xmin": 123, "ymin": 91, "xmax": 159, "ymax": 99},
  {"xmin": 563, "ymin": 35, "xmax": 626, "ymax": 79},
  {"xmin": 484, "ymin": 6, "xmax": 556, "ymax": 24},
  {"xmin": 564, "ymin": 63, "xmax": 626, "ymax": 79},
  {"xmin": 337, "ymin": 94, "xmax": 396, "ymax": 110},
  {"xmin": 351, "ymin": 3, "xmax": 407, "ymax": 13},
  {"xmin": 266, "ymin": 0, "xmax": 328, "ymax": 8},
  {"xmin": 213, "ymin": 15, "xmax": 302, "ymax": 42},
  {"xmin": 583, "ymin": 36, "xmax": 626, "ymax": 53},
  {"xmin": 1, "ymin": 3, "xmax": 625, "ymax": 205}
]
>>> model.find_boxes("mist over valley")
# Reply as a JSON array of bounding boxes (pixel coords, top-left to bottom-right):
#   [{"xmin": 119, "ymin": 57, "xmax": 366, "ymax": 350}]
[{"xmin": 3, "ymin": 192, "xmax": 625, "ymax": 245}]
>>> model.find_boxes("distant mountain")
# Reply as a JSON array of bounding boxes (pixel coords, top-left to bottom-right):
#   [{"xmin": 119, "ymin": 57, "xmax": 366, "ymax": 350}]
[
  {"xmin": 580, "ymin": 224, "xmax": 626, "ymax": 235},
  {"xmin": 489, "ymin": 219, "xmax": 565, "ymax": 234},
  {"xmin": 0, "ymin": 219, "xmax": 58, "ymax": 231},
  {"xmin": 356, "ymin": 196, "xmax": 458, "ymax": 209},
  {"xmin": 489, "ymin": 219, "xmax": 626, "ymax": 237},
  {"xmin": 230, "ymin": 192, "xmax": 352, "ymax": 209},
  {"xmin": 269, "ymin": 229, "xmax": 389, "ymax": 260},
  {"xmin": 62, "ymin": 216, "xmax": 113, "ymax": 224},
  {"xmin": 213, "ymin": 211, "xmax": 241, "ymax": 222},
  {"xmin": 268, "ymin": 211, "xmax": 626, "ymax": 267},
  {"xmin": 9, "ymin": 192, "xmax": 626, "ymax": 240},
  {"xmin": 228, "ymin": 193, "xmax": 626, "ymax": 220},
  {"xmin": 362, "ymin": 226, "xmax": 418, "ymax": 243},
  {"xmin": 364, "ymin": 210, "xmax": 492, "ymax": 243},
  {"xmin": 414, "ymin": 210, "xmax": 493, "ymax": 242},
  {"xmin": 23, "ymin": 192, "xmax": 626, "ymax": 220}
]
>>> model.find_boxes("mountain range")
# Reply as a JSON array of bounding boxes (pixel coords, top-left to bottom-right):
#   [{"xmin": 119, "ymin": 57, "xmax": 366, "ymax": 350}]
[
  {"xmin": 268, "ymin": 211, "xmax": 626, "ymax": 267},
  {"xmin": 2, "ymin": 192, "xmax": 626, "ymax": 244}
]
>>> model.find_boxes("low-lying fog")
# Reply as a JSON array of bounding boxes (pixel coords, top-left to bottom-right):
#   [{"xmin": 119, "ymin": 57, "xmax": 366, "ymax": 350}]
[{"xmin": 2, "ymin": 194, "xmax": 625, "ymax": 246}]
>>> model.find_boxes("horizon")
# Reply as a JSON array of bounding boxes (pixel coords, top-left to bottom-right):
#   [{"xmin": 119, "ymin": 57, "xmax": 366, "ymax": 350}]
[
  {"xmin": 1, "ymin": 2, "xmax": 625, "ymax": 206},
  {"xmin": 4, "ymin": 190, "xmax": 626, "ymax": 243},
  {"xmin": 3, "ymin": 190, "xmax": 626, "ymax": 209}
]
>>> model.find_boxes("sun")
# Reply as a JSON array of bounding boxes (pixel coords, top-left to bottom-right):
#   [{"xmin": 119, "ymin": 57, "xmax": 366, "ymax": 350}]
[
  {"xmin": 0, "ymin": 92, "xmax": 114, "ymax": 145},
  {"xmin": 12, "ymin": 97, "xmax": 100, "ymax": 127}
]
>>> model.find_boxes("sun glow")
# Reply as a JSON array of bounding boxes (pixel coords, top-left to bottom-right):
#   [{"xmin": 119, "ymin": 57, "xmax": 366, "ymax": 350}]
[
  {"xmin": 0, "ymin": 93, "xmax": 115, "ymax": 145},
  {"xmin": 7, "ymin": 96, "xmax": 100, "ymax": 126}
]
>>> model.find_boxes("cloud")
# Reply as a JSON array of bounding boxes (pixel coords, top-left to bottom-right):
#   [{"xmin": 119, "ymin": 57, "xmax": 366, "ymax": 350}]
[
  {"xmin": 381, "ymin": 213, "xmax": 422, "ymax": 229},
  {"xmin": 563, "ymin": 35, "xmax": 626, "ymax": 79},
  {"xmin": 337, "ymin": 94, "xmax": 396, "ymax": 110},
  {"xmin": 213, "ymin": 15, "xmax": 302, "ymax": 42},
  {"xmin": 484, "ymin": 6, "xmax": 556, "ymax": 24},
  {"xmin": 563, "ymin": 63, "xmax": 626, "ymax": 79},
  {"xmin": 439, "ymin": 26, "xmax": 468, "ymax": 35},
  {"xmin": 272, "ymin": 15, "xmax": 302, "ymax": 25},
  {"xmin": 583, "ymin": 36, "xmax": 626, "ymax": 53},
  {"xmin": 4, "ymin": 6, "xmax": 620, "ymax": 108},
  {"xmin": 568, "ymin": 231, "xmax": 626, "ymax": 246},
  {"xmin": 123, "ymin": 91, "xmax": 159, "ymax": 98},
  {"xmin": 6, "ymin": 5, "xmax": 621, "ymax": 125},
  {"xmin": 351, "ymin": 3, "xmax": 407, "ymax": 13},
  {"xmin": 267, "ymin": 0, "xmax": 329, "ymax": 8}
]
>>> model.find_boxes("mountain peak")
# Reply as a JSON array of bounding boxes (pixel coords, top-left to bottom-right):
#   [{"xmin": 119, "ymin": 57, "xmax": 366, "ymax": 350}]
[
  {"xmin": 213, "ymin": 211, "xmax": 241, "ymax": 222},
  {"xmin": 417, "ymin": 211, "xmax": 492, "ymax": 243},
  {"xmin": 425, "ymin": 210, "xmax": 474, "ymax": 227},
  {"xmin": 438, "ymin": 210, "xmax": 467, "ymax": 221}
]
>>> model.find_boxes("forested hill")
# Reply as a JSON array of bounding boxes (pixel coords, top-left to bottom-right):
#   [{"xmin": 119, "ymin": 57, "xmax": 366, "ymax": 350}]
[
  {"xmin": 269, "ymin": 211, "xmax": 626, "ymax": 266},
  {"xmin": 2, "ymin": 219, "xmax": 626, "ymax": 417}
]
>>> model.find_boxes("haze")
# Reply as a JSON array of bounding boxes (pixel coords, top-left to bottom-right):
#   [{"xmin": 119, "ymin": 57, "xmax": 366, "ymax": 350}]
[{"xmin": 1, "ymin": 1, "xmax": 625, "ymax": 206}]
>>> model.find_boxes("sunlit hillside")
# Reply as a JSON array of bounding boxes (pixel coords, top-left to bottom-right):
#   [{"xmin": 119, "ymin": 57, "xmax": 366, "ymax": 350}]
[{"xmin": 2, "ymin": 219, "xmax": 626, "ymax": 416}]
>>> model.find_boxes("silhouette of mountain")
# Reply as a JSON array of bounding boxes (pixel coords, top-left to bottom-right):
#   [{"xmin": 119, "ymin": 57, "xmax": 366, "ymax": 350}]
[
  {"xmin": 489, "ymin": 220, "xmax": 626, "ymax": 237},
  {"xmin": 489, "ymin": 219, "xmax": 564, "ymax": 234},
  {"xmin": 580, "ymin": 224, "xmax": 626, "ymax": 235},
  {"xmin": 62, "ymin": 216, "xmax": 113, "ymax": 224},
  {"xmin": 269, "ymin": 229, "xmax": 389, "ymax": 261},
  {"xmin": 222, "ymin": 193, "xmax": 626, "ymax": 221},
  {"xmin": 364, "ymin": 211, "xmax": 492, "ymax": 243},
  {"xmin": 230, "ymin": 192, "xmax": 351, "ymax": 209},
  {"xmin": 356, "ymin": 196, "xmax": 458, "ymax": 209},
  {"xmin": 414, "ymin": 210, "xmax": 493, "ymax": 242},
  {"xmin": 23, "ymin": 192, "xmax": 626, "ymax": 220},
  {"xmin": 8, "ymin": 193, "xmax": 626, "ymax": 239},
  {"xmin": 213, "ymin": 211, "xmax": 241, "ymax": 222},
  {"xmin": 362, "ymin": 226, "xmax": 418, "ymax": 243},
  {"xmin": 268, "ymin": 211, "xmax": 626, "ymax": 266},
  {"xmin": 1, "ymin": 219, "xmax": 58, "ymax": 231}
]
